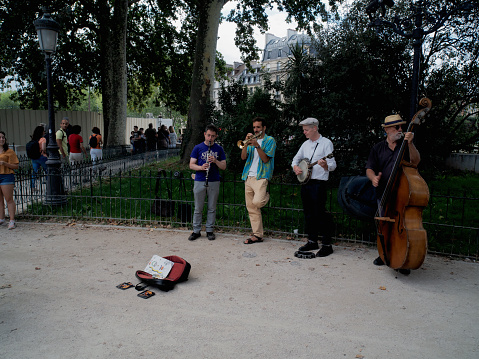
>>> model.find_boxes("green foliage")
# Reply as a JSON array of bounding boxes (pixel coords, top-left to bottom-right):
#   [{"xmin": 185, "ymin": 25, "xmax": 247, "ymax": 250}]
[
  {"xmin": 0, "ymin": 90, "xmax": 20, "ymax": 109},
  {"xmin": 214, "ymin": 82, "xmax": 301, "ymax": 176},
  {"xmin": 0, "ymin": 0, "xmax": 194, "ymax": 115}
]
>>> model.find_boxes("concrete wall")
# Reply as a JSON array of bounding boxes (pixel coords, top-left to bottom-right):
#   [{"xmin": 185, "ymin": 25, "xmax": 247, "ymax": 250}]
[{"xmin": 446, "ymin": 153, "xmax": 479, "ymax": 173}]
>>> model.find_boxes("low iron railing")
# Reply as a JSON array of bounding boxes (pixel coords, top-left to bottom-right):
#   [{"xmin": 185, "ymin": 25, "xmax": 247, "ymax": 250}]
[{"xmin": 10, "ymin": 159, "xmax": 478, "ymax": 260}]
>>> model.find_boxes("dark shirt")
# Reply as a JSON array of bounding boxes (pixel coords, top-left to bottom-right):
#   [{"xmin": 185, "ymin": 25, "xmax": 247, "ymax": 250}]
[
  {"xmin": 366, "ymin": 139, "xmax": 410, "ymax": 199},
  {"xmin": 190, "ymin": 142, "xmax": 226, "ymax": 182},
  {"xmin": 145, "ymin": 128, "xmax": 157, "ymax": 143}
]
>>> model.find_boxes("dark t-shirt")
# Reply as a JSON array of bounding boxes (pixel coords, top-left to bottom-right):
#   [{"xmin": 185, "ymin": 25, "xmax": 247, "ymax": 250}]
[
  {"xmin": 190, "ymin": 142, "xmax": 226, "ymax": 182},
  {"xmin": 145, "ymin": 128, "xmax": 156, "ymax": 143},
  {"xmin": 366, "ymin": 139, "xmax": 410, "ymax": 199}
]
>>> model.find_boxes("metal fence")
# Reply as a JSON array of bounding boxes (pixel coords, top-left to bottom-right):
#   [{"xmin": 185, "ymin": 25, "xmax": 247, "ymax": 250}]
[{"xmin": 9, "ymin": 155, "xmax": 478, "ymax": 260}]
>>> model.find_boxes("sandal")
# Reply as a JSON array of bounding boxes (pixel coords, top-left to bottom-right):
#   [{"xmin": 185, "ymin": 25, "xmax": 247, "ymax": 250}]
[{"xmin": 244, "ymin": 235, "xmax": 263, "ymax": 244}]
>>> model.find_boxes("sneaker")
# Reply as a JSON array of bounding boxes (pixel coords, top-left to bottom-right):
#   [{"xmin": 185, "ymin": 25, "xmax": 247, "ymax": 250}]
[
  {"xmin": 188, "ymin": 232, "xmax": 201, "ymax": 241},
  {"xmin": 316, "ymin": 245, "xmax": 333, "ymax": 257},
  {"xmin": 206, "ymin": 232, "xmax": 216, "ymax": 241},
  {"xmin": 298, "ymin": 241, "xmax": 319, "ymax": 251},
  {"xmin": 8, "ymin": 221, "xmax": 16, "ymax": 230}
]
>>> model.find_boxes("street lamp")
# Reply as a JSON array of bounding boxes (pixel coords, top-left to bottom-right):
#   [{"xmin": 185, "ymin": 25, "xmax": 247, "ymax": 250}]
[
  {"xmin": 34, "ymin": 8, "xmax": 66, "ymax": 205},
  {"xmin": 366, "ymin": 0, "xmax": 478, "ymax": 121}
]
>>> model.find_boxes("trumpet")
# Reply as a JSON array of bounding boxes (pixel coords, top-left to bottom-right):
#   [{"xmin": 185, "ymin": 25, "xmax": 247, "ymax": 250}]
[{"xmin": 237, "ymin": 131, "xmax": 263, "ymax": 149}]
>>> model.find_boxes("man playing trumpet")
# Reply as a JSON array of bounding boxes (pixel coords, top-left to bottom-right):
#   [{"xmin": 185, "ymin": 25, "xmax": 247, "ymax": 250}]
[{"xmin": 241, "ymin": 117, "xmax": 276, "ymax": 244}]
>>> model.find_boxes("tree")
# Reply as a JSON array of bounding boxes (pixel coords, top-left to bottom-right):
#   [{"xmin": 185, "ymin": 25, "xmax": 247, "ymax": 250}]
[
  {"xmin": 0, "ymin": 0, "xmax": 193, "ymax": 145},
  {"xmin": 180, "ymin": 0, "xmax": 339, "ymax": 162},
  {"xmin": 280, "ymin": 0, "xmax": 479, "ymax": 176}
]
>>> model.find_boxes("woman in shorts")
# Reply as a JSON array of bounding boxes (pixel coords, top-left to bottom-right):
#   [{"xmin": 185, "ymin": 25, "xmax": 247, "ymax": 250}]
[{"xmin": 0, "ymin": 131, "xmax": 19, "ymax": 229}]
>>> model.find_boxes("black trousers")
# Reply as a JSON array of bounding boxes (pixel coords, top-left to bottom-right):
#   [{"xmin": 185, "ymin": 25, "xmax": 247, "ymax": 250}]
[{"xmin": 300, "ymin": 179, "xmax": 334, "ymax": 245}]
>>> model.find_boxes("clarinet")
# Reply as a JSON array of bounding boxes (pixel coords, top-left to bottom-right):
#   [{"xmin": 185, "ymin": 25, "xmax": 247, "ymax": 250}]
[{"xmin": 204, "ymin": 141, "xmax": 212, "ymax": 187}]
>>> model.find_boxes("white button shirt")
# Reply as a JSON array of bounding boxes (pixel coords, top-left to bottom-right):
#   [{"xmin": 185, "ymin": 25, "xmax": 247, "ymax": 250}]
[{"xmin": 291, "ymin": 135, "xmax": 336, "ymax": 180}]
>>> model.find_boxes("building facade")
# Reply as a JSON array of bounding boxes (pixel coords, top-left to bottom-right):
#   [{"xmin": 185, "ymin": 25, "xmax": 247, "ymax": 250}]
[{"xmin": 213, "ymin": 30, "xmax": 312, "ymax": 108}]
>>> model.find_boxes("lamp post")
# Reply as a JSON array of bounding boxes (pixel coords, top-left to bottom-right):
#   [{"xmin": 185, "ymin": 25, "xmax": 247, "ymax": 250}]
[
  {"xmin": 366, "ymin": 0, "xmax": 478, "ymax": 121},
  {"xmin": 34, "ymin": 8, "xmax": 66, "ymax": 205}
]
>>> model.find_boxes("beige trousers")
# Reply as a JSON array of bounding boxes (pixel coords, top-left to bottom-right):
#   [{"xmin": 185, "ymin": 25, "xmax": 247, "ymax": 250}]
[{"xmin": 245, "ymin": 177, "xmax": 270, "ymax": 238}]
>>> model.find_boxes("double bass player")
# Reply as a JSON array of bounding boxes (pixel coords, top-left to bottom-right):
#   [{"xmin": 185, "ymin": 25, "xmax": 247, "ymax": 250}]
[{"xmin": 366, "ymin": 114, "xmax": 421, "ymax": 275}]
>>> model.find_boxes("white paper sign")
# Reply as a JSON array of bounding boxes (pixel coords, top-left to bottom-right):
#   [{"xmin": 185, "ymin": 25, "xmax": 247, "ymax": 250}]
[{"xmin": 144, "ymin": 255, "xmax": 174, "ymax": 279}]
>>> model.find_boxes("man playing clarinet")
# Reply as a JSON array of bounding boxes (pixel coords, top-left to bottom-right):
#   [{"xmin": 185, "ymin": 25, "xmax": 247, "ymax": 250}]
[{"xmin": 188, "ymin": 124, "xmax": 227, "ymax": 241}]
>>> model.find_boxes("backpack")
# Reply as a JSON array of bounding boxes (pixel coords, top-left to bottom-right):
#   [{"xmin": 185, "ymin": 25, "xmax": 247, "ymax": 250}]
[
  {"xmin": 89, "ymin": 134, "xmax": 98, "ymax": 148},
  {"xmin": 337, "ymin": 176, "xmax": 377, "ymax": 221},
  {"xmin": 26, "ymin": 140, "xmax": 41, "ymax": 160}
]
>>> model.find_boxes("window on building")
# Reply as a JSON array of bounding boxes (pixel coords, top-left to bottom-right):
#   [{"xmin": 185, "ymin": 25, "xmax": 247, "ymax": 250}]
[
  {"xmin": 278, "ymin": 49, "xmax": 282, "ymax": 57},
  {"xmin": 277, "ymin": 62, "xmax": 281, "ymax": 71},
  {"xmin": 267, "ymin": 51, "xmax": 271, "ymax": 59},
  {"xmin": 266, "ymin": 65, "xmax": 270, "ymax": 72}
]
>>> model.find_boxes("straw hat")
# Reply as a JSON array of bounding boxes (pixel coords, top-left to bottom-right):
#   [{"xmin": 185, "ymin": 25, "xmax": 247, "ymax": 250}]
[{"xmin": 382, "ymin": 114, "xmax": 406, "ymax": 128}]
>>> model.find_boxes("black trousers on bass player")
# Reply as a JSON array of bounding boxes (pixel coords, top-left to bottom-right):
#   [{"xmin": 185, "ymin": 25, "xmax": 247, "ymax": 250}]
[{"xmin": 300, "ymin": 179, "xmax": 333, "ymax": 245}]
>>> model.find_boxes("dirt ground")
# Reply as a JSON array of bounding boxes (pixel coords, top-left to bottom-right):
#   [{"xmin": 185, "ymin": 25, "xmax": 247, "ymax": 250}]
[{"xmin": 1, "ymin": 222, "xmax": 478, "ymax": 359}]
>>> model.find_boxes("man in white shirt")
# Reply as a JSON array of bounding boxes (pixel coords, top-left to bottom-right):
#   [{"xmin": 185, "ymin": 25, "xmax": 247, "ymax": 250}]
[{"xmin": 292, "ymin": 117, "xmax": 337, "ymax": 257}]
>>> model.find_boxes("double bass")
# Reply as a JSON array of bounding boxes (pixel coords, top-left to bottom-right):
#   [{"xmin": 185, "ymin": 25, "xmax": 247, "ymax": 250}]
[{"xmin": 375, "ymin": 98, "xmax": 431, "ymax": 270}]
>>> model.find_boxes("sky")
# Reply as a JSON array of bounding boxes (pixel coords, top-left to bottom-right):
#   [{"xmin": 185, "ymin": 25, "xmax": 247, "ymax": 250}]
[{"xmin": 216, "ymin": 2, "xmax": 299, "ymax": 64}]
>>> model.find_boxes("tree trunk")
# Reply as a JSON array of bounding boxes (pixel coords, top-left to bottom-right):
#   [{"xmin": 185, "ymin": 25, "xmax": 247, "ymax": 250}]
[
  {"xmin": 99, "ymin": 0, "xmax": 129, "ymax": 147},
  {"xmin": 181, "ymin": 0, "xmax": 227, "ymax": 161}
]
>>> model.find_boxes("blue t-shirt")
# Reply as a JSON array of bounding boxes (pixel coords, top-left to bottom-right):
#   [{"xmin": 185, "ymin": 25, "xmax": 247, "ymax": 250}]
[{"xmin": 190, "ymin": 142, "xmax": 226, "ymax": 182}]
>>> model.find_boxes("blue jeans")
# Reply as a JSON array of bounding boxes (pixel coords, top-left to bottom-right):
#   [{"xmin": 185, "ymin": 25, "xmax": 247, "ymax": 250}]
[
  {"xmin": 193, "ymin": 181, "xmax": 220, "ymax": 233},
  {"xmin": 300, "ymin": 179, "xmax": 333, "ymax": 245},
  {"xmin": 31, "ymin": 156, "xmax": 48, "ymax": 188}
]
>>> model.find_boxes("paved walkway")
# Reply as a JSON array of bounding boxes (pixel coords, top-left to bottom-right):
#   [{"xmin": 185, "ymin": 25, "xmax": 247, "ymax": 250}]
[{"xmin": 1, "ymin": 222, "xmax": 478, "ymax": 359}]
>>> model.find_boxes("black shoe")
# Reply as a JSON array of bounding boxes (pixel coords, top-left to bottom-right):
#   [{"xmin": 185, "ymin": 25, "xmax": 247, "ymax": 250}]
[
  {"xmin": 398, "ymin": 269, "xmax": 411, "ymax": 276},
  {"xmin": 298, "ymin": 241, "xmax": 319, "ymax": 251},
  {"xmin": 316, "ymin": 245, "xmax": 333, "ymax": 257},
  {"xmin": 207, "ymin": 232, "xmax": 215, "ymax": 241},
  {"xmin": 188, "ymin": 232, "xmax": 201, "ymax": 241},
  {"xmin": 373, "ymin": 256, "xmax": 385, "ymax": 266}
]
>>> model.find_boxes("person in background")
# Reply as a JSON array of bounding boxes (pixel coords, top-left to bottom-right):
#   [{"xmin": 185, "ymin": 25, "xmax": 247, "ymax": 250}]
[
  {"xmin": 29, "ymin": 126, "xmax": 48, "ymax": 190},
  {"xmin": 168, "ymin": 126, "xmax": 177, "ymax": 149},
  {"xmin": 138, "ymin": 128, "xmax": 146, "ymax": 153},
  {"xmin": 56, "ymin": 117, "xmax": 69, "ymax": 163},
  {"xmin": 131, "ymin": 126, "xmax": 140, "ymax": 154},
  {"xmin": 68, "ymin": 125, "xmax": 87, "ymax": 165},
  {"xmin": 89, "ymin": 127, "xmax": 103, "ymax": 172},
  {"xmin": 0, "ymin": 131, "xmax": 19, "ymax": 230},
  {"xmin": 145, "ymin": 123, "xmax": 158, "ymax": 152},
  {"xmin": 157, "ymin": 125, "xmax": 169, "ymax": 149}
]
